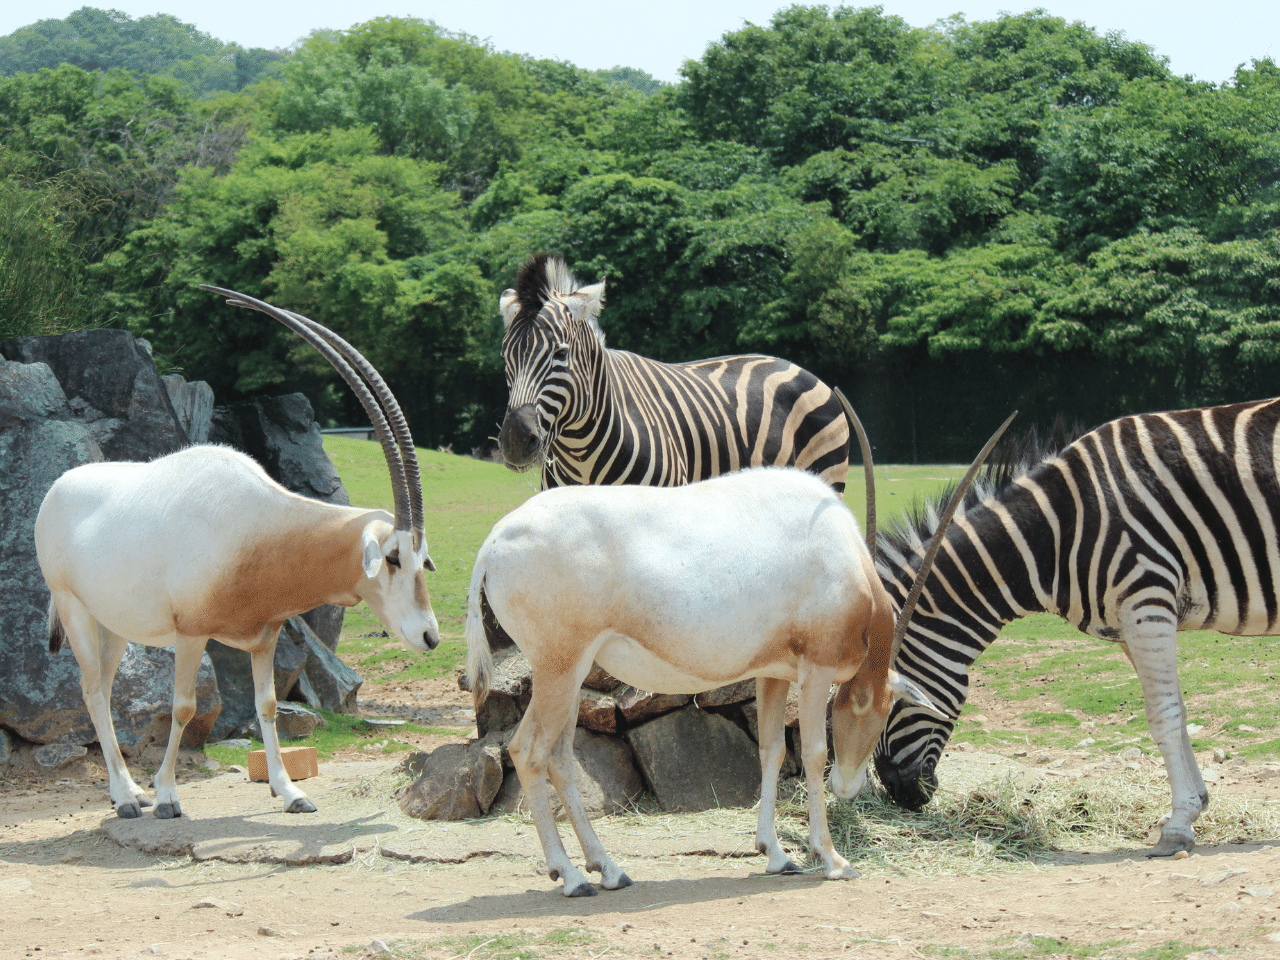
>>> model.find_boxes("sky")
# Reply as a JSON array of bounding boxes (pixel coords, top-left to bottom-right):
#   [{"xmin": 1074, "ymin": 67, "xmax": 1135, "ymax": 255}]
[{"xmin": 2, "ymin": 1, "xmax": 1277, "ymax": 86}]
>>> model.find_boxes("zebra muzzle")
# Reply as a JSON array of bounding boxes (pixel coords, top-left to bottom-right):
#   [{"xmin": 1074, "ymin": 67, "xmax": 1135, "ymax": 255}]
[{"xmin": 499, "ymin": 403, "xmax": 543, "ymax": 469}]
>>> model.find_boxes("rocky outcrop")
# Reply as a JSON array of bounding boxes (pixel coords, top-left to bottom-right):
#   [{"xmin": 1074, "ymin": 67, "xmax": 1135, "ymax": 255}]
[
  {"xmin": 401, "ymin": 646, "xmax": 810, "ymax": 822},
  {"xmin": 0, "ymin": 331, "xmax": 360, "ymax": 755}
]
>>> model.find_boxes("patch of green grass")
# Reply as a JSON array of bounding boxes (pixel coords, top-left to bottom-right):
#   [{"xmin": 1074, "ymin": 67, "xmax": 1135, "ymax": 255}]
[
  {"xmin": 324, "ymin": 435, "xmax": 541, "ymax": 636},
  {"xmin": 338, "ymin": 633, "xmax": 467, "ymax": 684},
  {"xmin": 202, "ymin": 706, "xmax": 459, "ymax": 764}
]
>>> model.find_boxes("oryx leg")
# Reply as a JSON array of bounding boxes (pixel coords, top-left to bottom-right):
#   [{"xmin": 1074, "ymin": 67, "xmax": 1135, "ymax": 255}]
[
  {"xmin": 754, "ymin": 676, "xmax": 801, "ymax": 874},
  {"xmin": 250, "ymin": 630, "xmax": 315, "ymax": 814},
  {"xmin": 798, "ymin": 664, "xmax": 857, "ymax": 880},
  {"xmin": 509, "ymin": 674, "xmax": 597, "ymax": 897},
  {"xmin": 1122, "ymin": 614, "xmax": 1203, "ymax": 856},
  {"xmin": 545, "ymin": 718, "xmax": 632, "ymax": 891},
  {"xmin": 153, "ymin": 637, "xmax": 207, "ymax": 819},
  {"xmin": 56, "ymin": 594, "xmax": 150, "ymax": 817}
]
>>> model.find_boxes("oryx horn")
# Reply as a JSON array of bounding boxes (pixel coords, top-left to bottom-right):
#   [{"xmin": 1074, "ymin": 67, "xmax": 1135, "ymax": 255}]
[
  {"xmin": 834, "ymin": 387, "xmax": 875, "ymax": 554},
  {"xmin": 200, "ymin": 286, "xmax": 423, "ymax": 551},
  {"xmin": 891, "ymin": 411, "xmax": 1018, "ymax": 658}
]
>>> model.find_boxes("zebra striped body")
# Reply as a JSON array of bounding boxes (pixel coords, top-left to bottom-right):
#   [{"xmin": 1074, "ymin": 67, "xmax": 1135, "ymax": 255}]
[
  {"xmin": 875, "ymin": 397, "xmax": 1280, "ymax": 855},
  {"xmin": 497, "ymin": 254, "xmax": 850, "ymax": 491}
]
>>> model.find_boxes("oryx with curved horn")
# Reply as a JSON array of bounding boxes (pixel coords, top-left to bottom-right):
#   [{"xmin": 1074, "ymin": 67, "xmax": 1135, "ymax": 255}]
[
  {"xmin": 35, "ymin": 287, "xmax": 437, "ymax": 819},
  {"xmin": 466, "ymin": 408, "xmax": 1015, "ymax": 896}
]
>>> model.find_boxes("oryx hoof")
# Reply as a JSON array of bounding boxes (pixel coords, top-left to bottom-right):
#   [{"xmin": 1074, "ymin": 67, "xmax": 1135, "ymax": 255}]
[
  {"xmin": 564, "ymin": 881, "xmax": 598, "ymax": 898},
  {"xmin": 116, "ymin": 802, "xmax": 143, "ymax": 819},
  {"xmin": 770, "ymin": 859, "xmax": 802, "ymax": 875},
  {"xmin": 1148, "ymin": 833, "xmax": 1195, "ymax": 858},
  {"xmin": 827, "ymin": 864, "xmax": 860, "ymax": 880},
  {"xmin": 606, "ymin": 872, "xmax": 634, "ymax": 890},
  {"xmin": 136, "ymin": 794, "xmax": 154, "ymax": 808},
  {"xmin": 285, "ymin": 797, "xmax": 317, "ymax": 814},
  {"xmin": 154, "ymin": 801, "xmax": 182, "ymax": 819}
]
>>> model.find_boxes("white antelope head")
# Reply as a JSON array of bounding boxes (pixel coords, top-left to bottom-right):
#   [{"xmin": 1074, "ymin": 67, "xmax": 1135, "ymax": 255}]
[{"xmin": 201, "ymin": 285, "xmax": 440, "ymax": 652}]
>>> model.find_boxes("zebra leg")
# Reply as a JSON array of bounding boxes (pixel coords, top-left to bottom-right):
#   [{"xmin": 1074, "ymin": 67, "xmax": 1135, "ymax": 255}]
[
  {"xmin": 508, "ymin": 679, "xmax": 597, "ymax": 897},
  {"xmin": 754, "ymin": 677, "xmax": 800, "ymax": 874},
  {"xmin": 798, "ymin": 664, "xmax": 858, "ymax": 880},
  {"xmin": 1122, "ymin": 620, "xmax": 1203, "ymax": 856},
  {"xmin": 545, "ymin": 721, "xmax": 632, "ymax": 890}
]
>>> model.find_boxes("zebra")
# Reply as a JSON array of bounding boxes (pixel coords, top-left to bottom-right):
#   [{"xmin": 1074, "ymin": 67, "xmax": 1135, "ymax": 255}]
[
  {"xmin": 496, "ymin": 253, "xmax": 852, "ymax": 492},
  {"xmin": 873, "ymin": 396, "xmax": 1280, "ymax": 856}
]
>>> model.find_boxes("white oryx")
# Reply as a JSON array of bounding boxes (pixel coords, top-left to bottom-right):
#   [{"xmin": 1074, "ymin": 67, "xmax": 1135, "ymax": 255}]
[
  {"xmin": 466, "ymin": 412, "xmax": 1013, "ymax": 896},
  {"xmin": 35, "ymin": 288, "xmax": 438, "ymax": 820}
]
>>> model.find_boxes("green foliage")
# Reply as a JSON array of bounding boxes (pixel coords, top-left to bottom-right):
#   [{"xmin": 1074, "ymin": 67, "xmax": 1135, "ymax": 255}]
[{"xmin": 0, "ymin": 8, "xmax": 284, "ymax": 97}]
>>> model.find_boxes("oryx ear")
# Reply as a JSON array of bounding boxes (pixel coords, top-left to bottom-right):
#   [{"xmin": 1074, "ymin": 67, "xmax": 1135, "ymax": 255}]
[
  {"xmin": 888, "ymin": 670, "xmax": 947, "ymax": 719},
  {"xmin": 499, "ymin": 288, "xmax": 519, "ymax": 328},
  {"xmin": 361, "ymin": 524, "xmax": 384, "ymax": 578}
]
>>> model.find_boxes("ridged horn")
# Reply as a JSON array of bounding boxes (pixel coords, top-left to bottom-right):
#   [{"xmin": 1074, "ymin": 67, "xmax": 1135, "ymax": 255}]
[
  {"xmin": 834, "ymin": 387, "xmax": 875, "ymax": 554},
  {"xmin": 282, "ymin": 308, "xmax": 424, "ymax": 546},
  {"xmin": 200, "ymin": 285, "xmax": 416, "ymax": 538},
  {"xmin": 891, "ymin": 410, "xmax": 1018, "ymax": 660}
]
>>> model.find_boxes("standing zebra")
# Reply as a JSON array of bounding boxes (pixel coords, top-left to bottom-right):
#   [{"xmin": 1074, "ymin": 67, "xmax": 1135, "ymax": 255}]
[
  {"xmin": 874, "ymin": 397, "xmax": 1280, "ymax": 856},
  {"xmin": 497, "ymin": 254, "xmax": 851, "ymax": 491}
]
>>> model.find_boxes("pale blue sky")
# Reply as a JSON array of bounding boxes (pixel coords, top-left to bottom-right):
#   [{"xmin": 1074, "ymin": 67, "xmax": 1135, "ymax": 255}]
[{"xmin": 4, "ymin": 1, "xmax": 1277, "ymax": 86}]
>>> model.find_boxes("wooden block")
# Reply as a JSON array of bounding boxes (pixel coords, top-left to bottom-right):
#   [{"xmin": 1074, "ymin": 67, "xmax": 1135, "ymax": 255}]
[{"xmin": 247, "ymin": 746, "xmax": 319, "ymax": 782}]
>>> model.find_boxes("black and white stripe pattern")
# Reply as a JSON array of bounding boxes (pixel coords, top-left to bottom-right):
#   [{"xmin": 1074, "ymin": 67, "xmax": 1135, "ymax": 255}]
[
  {"xmin": 497, "ymin": 254, "xmax": 850, "ymax": 491},
  {"xmin": 874, "ymin": 397, "xmax": 1280, "ymax": 855}
]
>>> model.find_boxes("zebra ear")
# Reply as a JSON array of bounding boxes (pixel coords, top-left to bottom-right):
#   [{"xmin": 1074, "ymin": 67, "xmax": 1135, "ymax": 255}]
[
  {"xmin": 888, "ymin": 671, "xmax": 947, "ymax": 719},
  {"xmin": 499, "ymin": 288, "xmax": 519, "ymax": 329},
  {"xmin": 567, "ymin": 279, "xmax": 605, "ymax": 320}
]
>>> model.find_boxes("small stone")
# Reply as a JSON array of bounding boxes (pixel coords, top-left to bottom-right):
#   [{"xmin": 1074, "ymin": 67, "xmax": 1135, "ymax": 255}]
[
  {"xmin": 194, "ymin": 899, "xmax": 244, "ymax": 916},
  {"xmin": 1174, "ymin": 850, "xmax": 1190, "ymax": 860},
  {"xmin": 34, "ymin": 743, "xmax": 88, "ymax": 769},
  {"xmin": 127, "ymin": 876, "xmax": 173, "ymax": 888},
  {"xmin": 1076, "ymin": 737, "xmax": 1096, "ymax": 747},
  {"xmin": 1201, "ymin": 868, "xmax": 1248, "ymax": 886},
  {"xmin": 1119, "ymin": 746, "xmax": 1142, "ymax": 761},
  {"xmin": 1244, "ymin": 887, "xmax": 1274, "ymax": 899},
  {"xmin": 370, "ymin": 940, "xmax": 392, "ymax": 955},
  {"xmin": 1213, "ymin": 748, "xmax": 1227, "ymax": 762},
  {"xmin": 1240, "ymin": 725, "xmax": 1259, "ymax": 733},
  {"xmin": 1186, "ymin": 723, "xmax": 1204, "ymax": 735},
  {"xmin": 258, "ymin": 925, "xmax": 283, "ymax": 937}
]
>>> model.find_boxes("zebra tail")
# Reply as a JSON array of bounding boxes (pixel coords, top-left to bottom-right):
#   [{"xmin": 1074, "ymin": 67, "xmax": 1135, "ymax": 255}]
[
  {"xmin": 465, "ymin": 549, "xmax": 494, "ymax": 713},
  {"xmin": 47, "ymin": 596, "xmax": 65, "ymax": 654}
]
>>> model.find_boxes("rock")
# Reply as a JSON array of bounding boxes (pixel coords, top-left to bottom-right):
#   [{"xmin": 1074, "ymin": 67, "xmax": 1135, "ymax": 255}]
[
  {"xmin": 113, "ymin": 647, "xmax": 223, "ymax": 751},
  {"xmin": 206, "ymin": 625, "xmax": 308, "ymax": 742},
  {"xmin": 577, "ymin": 689, "xmax": 618, "ymax": 734},
  {"xmin": 161, "ymin": 374, "xmax": 214, "ymax": 444},
  {"xmin": 209, "ymin": 393, "xmax": 349, "ymax": 506},
  {"xmin": 0, "ymin": 728, "xmax": 11, "ymax": 767},
  {"xmin": 0, "ymin": 348, "xmax": 217, "ymax": 750},
  {"xmin": 582, "ymin": 663, "xmax": 621, "ymax": 693},
  {"xmin": 33, "ymin": 742, "xmax": 87, "ymax": 768},
  {"xmin": 280, "ymin": 617, "xmax": 362, "ymax": 714},
  {"xmin": 300, "ymin": 605, "xmax": 345, "ymax": 653},
  {"xmin": 489, "ymin": 729, "xmax": 644, "ymax": 819},
  {"xmin": 627, "ymin": 706, "xmax": 762, "ymax": 812},
  {"xmin": 397, "ymin": 744, "xmax": 482, "ymax": 820},
  {"xmin": 617, "ymin": 690, "xmax": 691, "ymax": 726},
  {"xmin": 468, "ymin": 738, "xmax": 504, "ymax": 813},
  {"xmin": 694, "ymin": 680, "xmax": 756, "ymax": 708},
  {"xmin": 274, "ymin": 703, "xmax": 325, "ymax": 739},
  {"xmin": 2, "ymin": 329, "xmax": 189, "ymax": 462},
  {"xmin": 460, "ymin": 649, "xmax": 532, "ymax": 737}
]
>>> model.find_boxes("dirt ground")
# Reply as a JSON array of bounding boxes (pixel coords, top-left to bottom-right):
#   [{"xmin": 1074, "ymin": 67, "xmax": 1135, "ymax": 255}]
[{"xmin": 3, "ymin": 679, "xmax": 1280, "ymax": 960}]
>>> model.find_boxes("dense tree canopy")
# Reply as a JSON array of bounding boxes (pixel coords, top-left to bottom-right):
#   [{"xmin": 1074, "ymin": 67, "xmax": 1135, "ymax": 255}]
[{"xmin": 4, "ymin": 5, "xmax": 1280, "ymax": 459}]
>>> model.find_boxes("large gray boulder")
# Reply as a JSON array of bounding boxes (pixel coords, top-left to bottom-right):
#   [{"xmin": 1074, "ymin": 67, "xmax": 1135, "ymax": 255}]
[
  {"xmin": 281, "ymin": 617, "xmax": 363, "ymax": 714},
  {"xmin": 1, "ymin": 329, "xmax": 189, "ymax": 462},
  {"xmin": 162, "ymin": 374, "xmax": 214, "ymax": 444},
  {"xmin": 626, "ymin": 706, "xmax": 762, "ymax": 812},
  {"xmin": 0, "ymin": 359, "xmax": 221, "ymax": 749}
]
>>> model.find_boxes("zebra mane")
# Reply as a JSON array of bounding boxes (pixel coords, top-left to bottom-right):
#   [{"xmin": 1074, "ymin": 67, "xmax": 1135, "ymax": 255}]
[
  {"xmin": 877, "ymin": 415, "xmax": 1088, "ymax": 572},
  {"xmin": 513, "ymin": 253, "xmax": 606, "ymax": 344}
]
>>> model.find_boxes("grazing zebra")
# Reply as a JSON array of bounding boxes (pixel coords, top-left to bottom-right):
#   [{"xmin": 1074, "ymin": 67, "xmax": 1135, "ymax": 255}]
[
  {"xmin": 496, "ymin": 254, "xmax": 851, "ymax": 491},
  {"xmin": 874, "ymin": 397, "xmax": 1280, "ymax": 856}
]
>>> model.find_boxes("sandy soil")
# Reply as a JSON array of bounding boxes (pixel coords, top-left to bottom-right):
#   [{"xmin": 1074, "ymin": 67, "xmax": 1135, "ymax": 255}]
[{"xmin": 4, "ymin": 680, "xmax": 1280, "ymax": 960}]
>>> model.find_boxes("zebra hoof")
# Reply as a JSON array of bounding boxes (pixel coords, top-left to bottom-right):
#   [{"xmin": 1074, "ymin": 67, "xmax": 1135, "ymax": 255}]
[
  {"xmin": 285, "ymin": 797, "xmax": 317, "ymax": 814},
  {"xmin": 116, "ymin": 802, "xmax": 142, "ymax": 819},
  {"xmin": 154, "ymin": 802, "xmax": 182, "ymax": 819}
]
